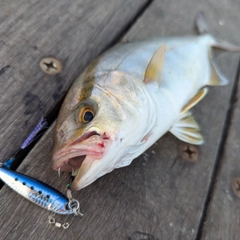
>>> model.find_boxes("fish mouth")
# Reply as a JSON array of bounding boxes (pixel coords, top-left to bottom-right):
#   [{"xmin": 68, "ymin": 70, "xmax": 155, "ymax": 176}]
[{"xmin": 52, "ymin": 131, "xmax": 110, "ymax": 190}]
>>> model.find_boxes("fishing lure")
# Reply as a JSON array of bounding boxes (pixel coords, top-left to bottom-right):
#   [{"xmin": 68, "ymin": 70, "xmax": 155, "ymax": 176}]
[
  {"xmin": 0, "ymin": 165, "xmax": 82, "ymax": 215},
  {"xmin": 3, "ymin": 117, "xmax": 48, "ymax": 170},
  {"xmin": 1, "ymin": 118, "xmax": 82, "ymax": 229},
  {"xmin": 20, "ymin": 117, "xmax": 48, "ymax": 150}
]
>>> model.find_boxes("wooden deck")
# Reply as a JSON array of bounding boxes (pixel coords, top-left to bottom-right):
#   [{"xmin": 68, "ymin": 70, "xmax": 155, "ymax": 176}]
[{"xmin": 0, "ymin": 0, "xmax": 240, "ymax": 239}]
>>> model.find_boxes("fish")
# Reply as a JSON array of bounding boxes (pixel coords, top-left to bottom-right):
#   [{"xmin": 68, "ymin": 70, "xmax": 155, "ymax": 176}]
[
  {"xmin": 52, "ymin": 14, "xmax": 240, "ymax": 190},
  {"xmin": 0, "ymin": 166, "xmax": 77, "ymax": 214}
]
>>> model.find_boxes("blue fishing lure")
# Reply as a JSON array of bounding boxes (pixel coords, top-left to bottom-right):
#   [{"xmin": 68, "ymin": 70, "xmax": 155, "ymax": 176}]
[
  {"xmin": 0, "ymin": 117, "xmax": 82, "ymax": 217},
  {"xmin": 0, "ymin": 166, "xmax": 78, "ymax": 215}
]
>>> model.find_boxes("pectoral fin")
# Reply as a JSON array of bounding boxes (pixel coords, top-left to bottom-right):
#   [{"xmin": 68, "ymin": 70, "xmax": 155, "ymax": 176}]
[
  {"xmin": 181, "ymin": 87, "xmax": 208, "ymax": 113},
  {"xmin": 170, "ymin": 111, "xmax": 204, "ymax": 145},
  {"xmin": 143, "ymin": 44, "xmax": 166, "ymax": 84}
]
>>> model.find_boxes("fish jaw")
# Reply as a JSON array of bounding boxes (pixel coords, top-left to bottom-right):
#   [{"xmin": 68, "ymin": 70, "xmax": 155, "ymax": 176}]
[
  {"xmin": 70, "ymin": 140, "xmax": 122, "ymax": 190},
  {"xmin": 52, "ymin": 131, "xmax": 112, "ymax": 182}
]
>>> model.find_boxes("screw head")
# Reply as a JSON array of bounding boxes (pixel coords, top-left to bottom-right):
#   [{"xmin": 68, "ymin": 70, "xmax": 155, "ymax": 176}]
[
  {"xmin": 179, "ymin": 143, "xmax": 199, "ymax": 162},
  {"xmin": 232, "ymin": 178, "xmax": 240, "ymax": 198},
  {"xmin": 40, "ymin": 57, "xmax": 63, "ymax": 75}
]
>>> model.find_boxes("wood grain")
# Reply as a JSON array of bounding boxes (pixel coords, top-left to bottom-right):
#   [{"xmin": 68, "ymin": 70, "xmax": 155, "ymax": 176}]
[
  {"xmin": 200, "ymin": 65, "xmax": 240, "ymax": 240},
  {"xmin": 0, "ymin": 0, "xmax": 240, "ymax": 239},
  {"xmin": 0, "ymin": 0, "xmax": 148, "ymax": 161}
]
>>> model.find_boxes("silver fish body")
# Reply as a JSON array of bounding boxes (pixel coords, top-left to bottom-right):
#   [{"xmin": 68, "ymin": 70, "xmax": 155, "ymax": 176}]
[
  {"xmin": 52, "ymin": 33, "xmax": 239, "ymax": 190},
  {"xmin": 89, "ymin": 35, "xmax": 217, "ymax": 142},
  {"xmin": 0, "ymin": 167, "xmax": 73, "ymax": 214}
]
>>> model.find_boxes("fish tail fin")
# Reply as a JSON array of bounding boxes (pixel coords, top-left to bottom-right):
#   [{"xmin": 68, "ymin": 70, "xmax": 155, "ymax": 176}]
[
  {"xmin": 195, "ymin": 12, "xmax": 209, "ymax": 35},
  {"xmin": 211, "ymin": 40, "xmax": 240, "ymax": 52},
  {"xmin": 207, "ymin": 37, "xmax": 240, "ymax": 86},
  {"xmin": 195, "ymin": 12, "xmax": 240, "ymax": 52},
  {"xmin": 195, "ymin": 12, "xmax": 240, "ymax": 86}
]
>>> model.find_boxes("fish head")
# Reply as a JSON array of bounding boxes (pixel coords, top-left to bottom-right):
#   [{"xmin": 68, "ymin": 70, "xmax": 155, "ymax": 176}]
[{"xmin": 52, "ymin": 70, "xmax": 147, "ymax": 190}]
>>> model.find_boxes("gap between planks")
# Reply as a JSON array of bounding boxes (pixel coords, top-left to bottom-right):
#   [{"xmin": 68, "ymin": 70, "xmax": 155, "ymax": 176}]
[{"xmin": 196, "ymin": 58, "xmax": 240, "ymax": 240}]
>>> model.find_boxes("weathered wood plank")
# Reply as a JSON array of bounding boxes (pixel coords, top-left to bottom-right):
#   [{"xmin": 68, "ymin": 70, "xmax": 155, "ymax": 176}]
[
  {"xmin": 200, "ymin": 65, "xmax": 240, "ymax": 240},
  {"xmin": 1, "ymin": 0, "xmax": 240, "ymax": 240},
  {"xmin": 0, "ymin": 0, "xmax": 149, "ymax": 161}
]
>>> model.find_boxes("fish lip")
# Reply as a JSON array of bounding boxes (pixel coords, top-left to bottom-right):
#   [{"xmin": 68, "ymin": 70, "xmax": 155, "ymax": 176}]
[
  {"xmin": 53, "ymin": 131, "xmax": 100, "ymax": 160},
  {"xmin": 52, "ymin": 152, "xmax": 86, "ymax": 171},
  {"xmin": 70, "ymin": 131, "xmax": 100, "ymax": 147},
  {"xmin": 52, "ymin": 145, "xmax": 104, "ymax": 172},
  {"xmin": 52, "ymin": 144, "xmax": 103, "ymax": 164},
  {"xmin": 52, "ymin": 131, "xmax": 110, "ymax": 174}
]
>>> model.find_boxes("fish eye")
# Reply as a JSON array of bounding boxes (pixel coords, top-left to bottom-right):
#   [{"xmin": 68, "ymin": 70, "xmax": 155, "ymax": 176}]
[
  {"xmin": 75, "ymin": 100, "xmax": 98, "ymax": 125},
  {"xmin": 82, "ymin": 109, "xmax": 94, "ymax": 123},
  {"xmin": 75, "ymin": 105, "xmax": 96, "ymax": 124}
]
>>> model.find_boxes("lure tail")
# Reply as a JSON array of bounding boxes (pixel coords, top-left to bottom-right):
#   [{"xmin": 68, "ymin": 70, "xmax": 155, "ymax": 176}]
[
  {"xmin": 20, "ymin": 117, "xmax": 48, "ymax": 149},
  {"xmin": 2, "ymin": 117, "xmax": 48, "ymax": 170}
]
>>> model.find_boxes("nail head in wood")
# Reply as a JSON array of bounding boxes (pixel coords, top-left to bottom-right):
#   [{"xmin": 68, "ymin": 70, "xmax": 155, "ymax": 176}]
[
  {"xmin": 179, "ymin": 143, "xmax": 199, "ymax": 162},
  {"xmin": 232, "ymin": 178, "xmax": 240, "ymax": 198},
  {"xmin": 40, "ymin": 57, "xmax": 63, "ymax": 75}
]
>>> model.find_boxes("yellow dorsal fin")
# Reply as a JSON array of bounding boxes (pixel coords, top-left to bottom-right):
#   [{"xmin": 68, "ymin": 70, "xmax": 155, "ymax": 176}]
[
  {"xmin": 181, "ymin": 87, "xmax": 208, "ymax": 113},
  {"xmin": 170, "ymin": 111, "xmax": 204, "ymax": 145},
  {"xmin": 143, "ymin": 44, "xmax": 166, "ymax": 84}
]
